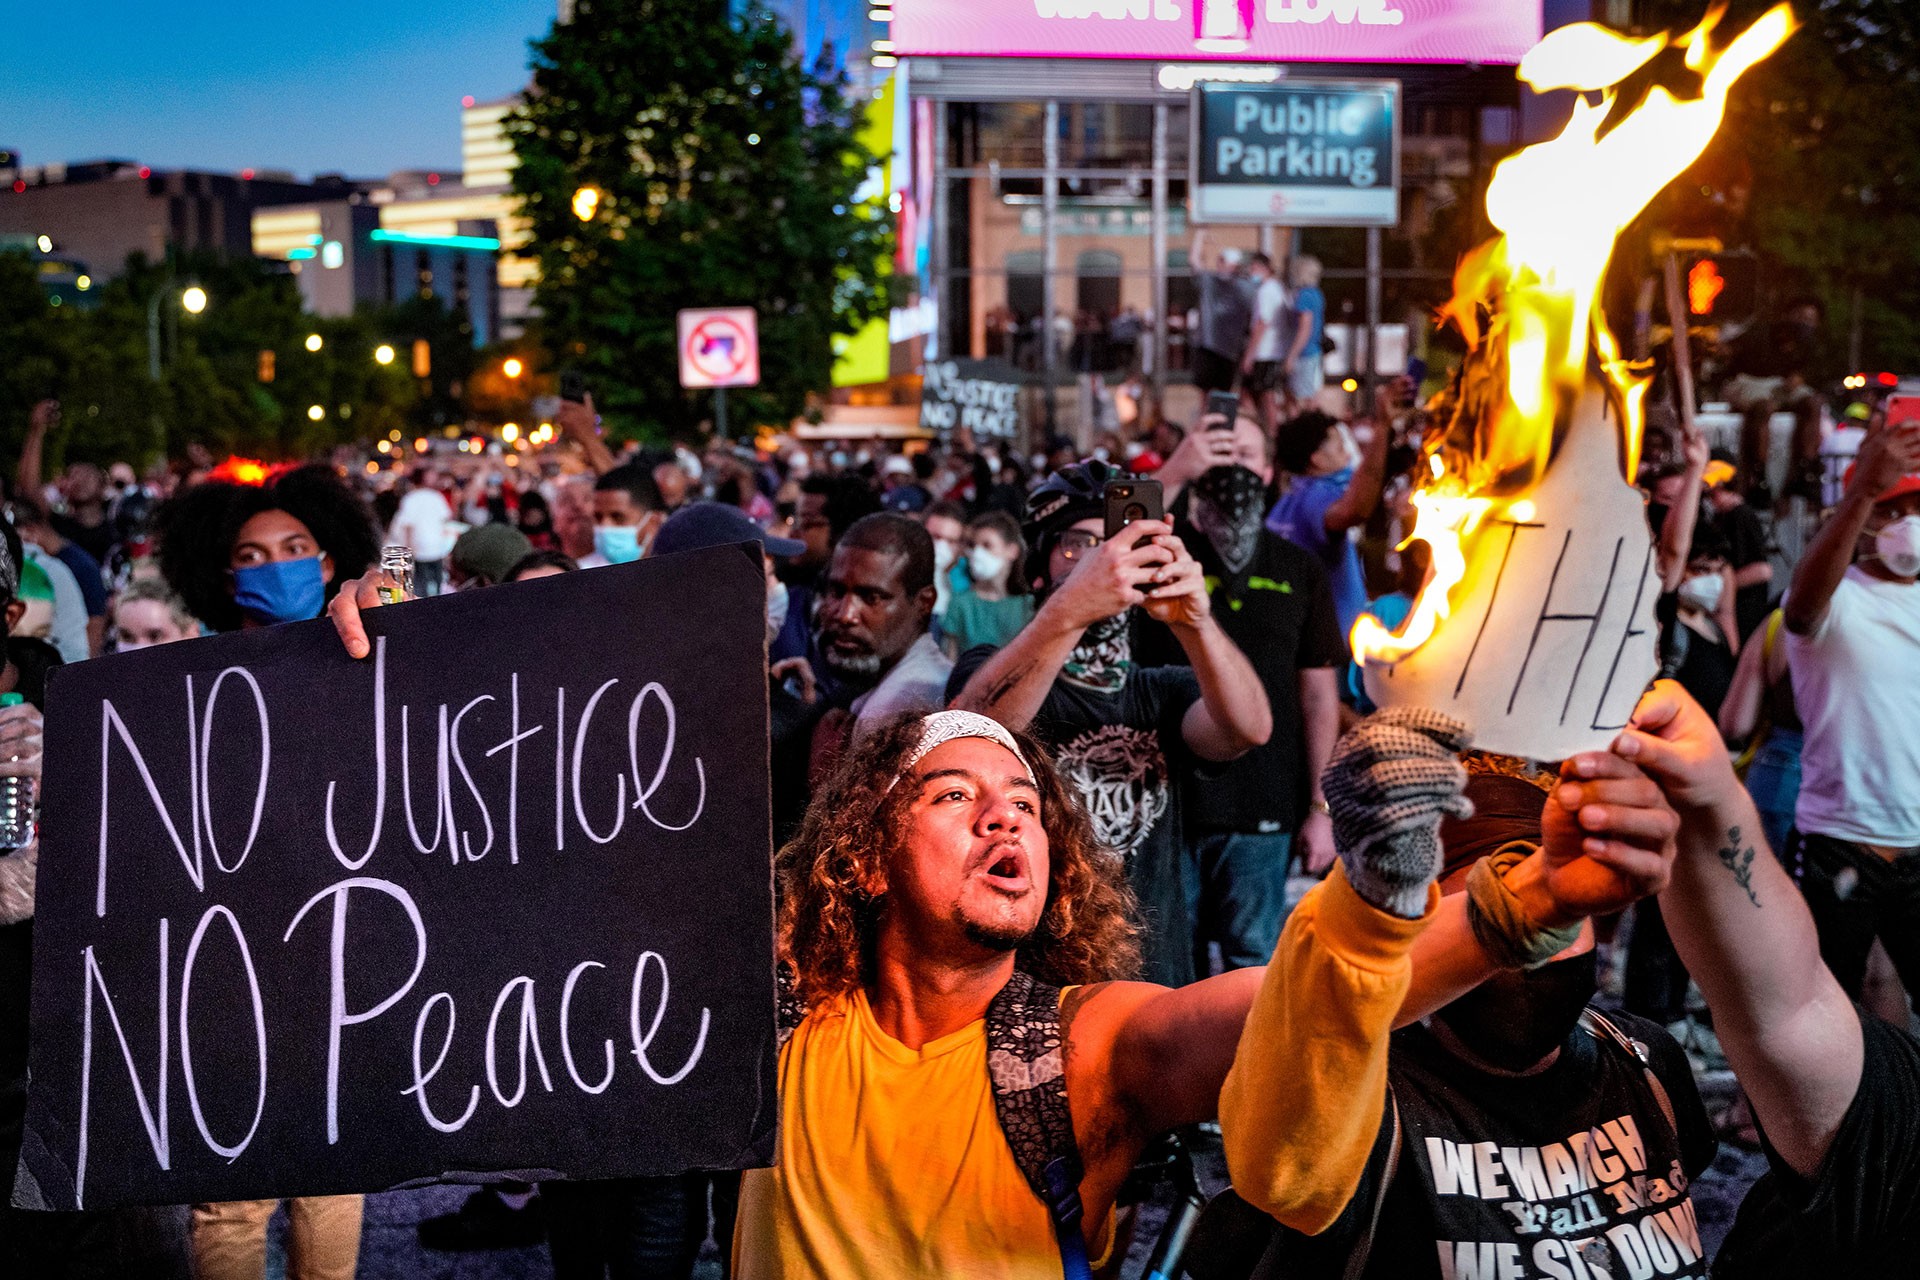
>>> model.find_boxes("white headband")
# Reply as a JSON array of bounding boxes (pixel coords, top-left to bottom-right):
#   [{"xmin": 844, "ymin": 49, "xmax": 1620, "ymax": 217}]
[{"xmin": 890, "ymin": 710, "xmax": 1035, "ymax": 792}]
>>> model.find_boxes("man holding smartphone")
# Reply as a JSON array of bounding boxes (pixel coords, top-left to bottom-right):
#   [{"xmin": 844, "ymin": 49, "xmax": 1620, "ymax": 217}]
[{"xmin": 949, "ymin": 460, "xmax": 1273, "ymax": 986}]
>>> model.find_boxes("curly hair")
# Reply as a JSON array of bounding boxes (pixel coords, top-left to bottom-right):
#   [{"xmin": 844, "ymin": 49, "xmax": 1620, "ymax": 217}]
[
  {"xmin": 778, "ymin": 712, "xmax": 1141, "ymax": 1007},
  {"xmin": 152, "ymin": 464, "xmax": 380, "ymax": 633}
]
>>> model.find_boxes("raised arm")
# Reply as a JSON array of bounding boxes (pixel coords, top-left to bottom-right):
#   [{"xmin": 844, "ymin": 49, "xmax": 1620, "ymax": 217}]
[
  {"xmin": 1614, "ymin": 681, "xmax": 1863, "ymax": 1177},
  {"xmin": 555, "ymin": 391, "xmax": 619, "ymax": 477},
  {"xmin": 1785, "ymin": 423, "xmax": 1920, "ymax": 634},
  {"xmin": 18, "ymin": 400, "xmax": 55, "ymax": 505},
  {"xmin": 1323, "ymin": 383, "xmax": 1400, "ymax": 535},
  {"xmin": 949, "ymin": 520, "xmax": 1176, "ymax": 731},
  {"xmin": 1143, "ymin": 529, "xmax": 1271, "ymax": 760},
  {"xmin": 1657, "ymin": 430, "xmax": 1708, "ymax": 593}
]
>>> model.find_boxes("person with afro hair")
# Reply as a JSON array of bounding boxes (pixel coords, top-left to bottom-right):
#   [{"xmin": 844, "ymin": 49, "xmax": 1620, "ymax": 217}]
[{"xmin": 153, "ymin": 464, "xmax": 380, "ymax": 634}]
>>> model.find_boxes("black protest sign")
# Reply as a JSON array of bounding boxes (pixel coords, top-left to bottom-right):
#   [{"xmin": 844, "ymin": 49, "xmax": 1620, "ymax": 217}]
[
  {"xmin": 16, "ymin": 545, "xmax": 776, "ymax": 1210},
  {"xmin": 920, "ymin": 358, "xmax": 1022, "ymax": 438}
]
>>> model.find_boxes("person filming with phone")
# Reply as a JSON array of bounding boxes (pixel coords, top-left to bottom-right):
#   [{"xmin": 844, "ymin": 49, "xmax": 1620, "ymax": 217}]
[{"xmin": 949, "ymin": 460, "xmax": 1272, "ymax": 987}]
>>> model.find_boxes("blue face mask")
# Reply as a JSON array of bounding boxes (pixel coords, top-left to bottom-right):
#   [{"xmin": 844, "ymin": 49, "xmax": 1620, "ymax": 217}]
[
  {"xmin": 595, "ymin": 525, "xmax": 643, "ymax": 565},
  {"xmin": 232, "ymin": 556, "xmax": 328, "ymax": 626}
]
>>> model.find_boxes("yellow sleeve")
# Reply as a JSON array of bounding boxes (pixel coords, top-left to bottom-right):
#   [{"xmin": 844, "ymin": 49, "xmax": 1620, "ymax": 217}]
[{"xmin": 1218, "ymin": 862, "xmax": 1437, "ymax": 1235}]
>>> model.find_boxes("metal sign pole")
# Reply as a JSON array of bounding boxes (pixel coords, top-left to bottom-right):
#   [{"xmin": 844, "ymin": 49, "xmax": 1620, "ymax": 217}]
[{"xmin": 715, "ymin": 386, "xmax": 729, "ymax": 441}]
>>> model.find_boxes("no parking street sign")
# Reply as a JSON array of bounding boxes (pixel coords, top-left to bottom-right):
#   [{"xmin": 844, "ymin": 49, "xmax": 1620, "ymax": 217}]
[{"xmin": 677, "ymin": 308, "xmax": 760, "ymax": 390}]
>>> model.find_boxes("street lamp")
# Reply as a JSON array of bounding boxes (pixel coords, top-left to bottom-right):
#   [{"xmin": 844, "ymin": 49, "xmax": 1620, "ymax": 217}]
[
  {"xmin": 147, "ymin": 279, "xmax": 209, "ymax": 382},
  {"xmin": 502, "ymin": 357, "xmax": 524, "ymax": 379},
  {"xmin": 307, "ymin": 404, "xmax": 325, "ymax": 421},
  {"xmin": 572, "ymin": 186, "xmax": 600, "ymax": 221},
  {"xmin": 374, "ymin": 344, "xmax": 396, "ymax": 365},
  {"xmin": 305, "ymin": 333, "xmax": 324, "ymax": 353}
]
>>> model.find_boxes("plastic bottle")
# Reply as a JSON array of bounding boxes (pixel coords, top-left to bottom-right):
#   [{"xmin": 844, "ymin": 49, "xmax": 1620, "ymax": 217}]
[
  {"xmin": 378, "ymin": 545, "xmax": 417, "ymax": 604},
  {"xmin": 0, "ymin": 693, "xmax": 35, "ymax": 852}
]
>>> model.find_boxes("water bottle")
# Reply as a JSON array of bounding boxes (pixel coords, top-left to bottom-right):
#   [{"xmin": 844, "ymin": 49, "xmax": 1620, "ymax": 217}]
[
  {"xmin": 0, "ymin": 693, "xmax": 35, "ymax": 852},
  {"xmin": 378, "ymin": 545, "xmax": 417, "ymax": 604}
]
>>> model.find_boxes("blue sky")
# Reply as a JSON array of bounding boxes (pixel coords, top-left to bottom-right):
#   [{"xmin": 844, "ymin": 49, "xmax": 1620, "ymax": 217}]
[{"xmin": 4, "ymin": 1, "xmax": 558, "ymax": 178}]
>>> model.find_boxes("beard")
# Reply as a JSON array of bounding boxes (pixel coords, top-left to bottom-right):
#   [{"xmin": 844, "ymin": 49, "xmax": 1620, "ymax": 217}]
[
  {"xmin": 961, "ymin": 915, "xmax": 1040, "ymax": 952},
  {"xmin": 821, "ymin": 645, "xmax": 883, "ymax": 678}
]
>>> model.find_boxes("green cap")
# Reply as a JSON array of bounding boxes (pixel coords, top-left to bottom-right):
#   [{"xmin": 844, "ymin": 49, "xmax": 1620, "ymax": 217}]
[{"xmin": 0, "ymin": 694, "xmax": 22, "ymax": 708}]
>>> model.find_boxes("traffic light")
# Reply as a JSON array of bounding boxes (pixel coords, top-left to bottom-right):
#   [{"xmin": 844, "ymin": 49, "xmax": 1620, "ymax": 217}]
[
  {"xmin": 1682, "ymin": 250, "xmax": 1758, "ymax": 328},
  {"xmin": 258, "ymin": 350, "xmax": 276, "ymax": 383}
]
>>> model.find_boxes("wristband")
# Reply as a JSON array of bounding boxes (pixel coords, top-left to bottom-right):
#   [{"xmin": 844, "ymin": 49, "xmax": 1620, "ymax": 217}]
[{"xmin": 1465, "ymin": 844, "xmax": 1584, "ymax": 970}]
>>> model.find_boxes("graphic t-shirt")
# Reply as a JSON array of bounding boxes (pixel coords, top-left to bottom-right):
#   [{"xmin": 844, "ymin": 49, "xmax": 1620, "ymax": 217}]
[
  {"xmin": 948, "ymin": 652, "xmax": 1200, "ymax": 987},
  {"xmin": 1714, "ymin": 1011, "xmax": 1920, "ymax": 1276},
  {"xmin": 1266, "ymin": 469, "xmax": 1369, "ymax": 638},
  {"xmin": 1137, "ymin": 499, "xmax": 1342, "ymax": 834},
  {"xmin": 1272, "ymin": 1014, "xmax": 1716, "ymax": 1280}
]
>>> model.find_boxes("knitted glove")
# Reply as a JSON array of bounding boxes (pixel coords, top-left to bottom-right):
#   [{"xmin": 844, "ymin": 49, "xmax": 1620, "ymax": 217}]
[{"xmin": 1323, "ymin": 707, "xmax": 1474, "ymax": 918}]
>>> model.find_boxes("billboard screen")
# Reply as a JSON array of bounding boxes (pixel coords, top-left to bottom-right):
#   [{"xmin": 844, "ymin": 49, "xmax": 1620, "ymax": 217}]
[{"xmin": 890, "ymin": 0, "xmax": 1541, "ymax": 65}]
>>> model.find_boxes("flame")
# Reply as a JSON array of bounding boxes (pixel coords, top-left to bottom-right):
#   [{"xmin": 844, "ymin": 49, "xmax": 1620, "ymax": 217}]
[
  {"xmin": 1352, "ymin": 4, "xmax": 1796, "ymax": 667},
  {"xmin": 207, "ymin": 457, "xmax": 278, "ymax": 487}
]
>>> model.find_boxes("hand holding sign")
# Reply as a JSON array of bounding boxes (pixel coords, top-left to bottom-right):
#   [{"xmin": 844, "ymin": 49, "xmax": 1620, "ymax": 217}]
[{"xmin": 18, "ymin": 547, "xmax": 777, "ymax": 1210}]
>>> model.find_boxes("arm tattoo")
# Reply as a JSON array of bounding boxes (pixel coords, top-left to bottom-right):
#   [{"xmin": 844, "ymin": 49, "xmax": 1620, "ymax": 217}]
[
  {"xmin": 1715, "ymin": 825, "xmax": 1761, "ymax": 909},
  {"xmin": 982, "ymin": 659, "xmax": 1040, "ymax": 709},
  {"xmin": 1058, "ymin": 981, "xmax": 1111, "ymax": 1076}
]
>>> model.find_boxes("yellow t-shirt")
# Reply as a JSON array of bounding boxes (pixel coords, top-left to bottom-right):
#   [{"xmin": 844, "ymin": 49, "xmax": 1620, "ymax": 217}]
[{"xmin": 733, "ymin": 986, "xmax": 1111, "ymax": 1279}]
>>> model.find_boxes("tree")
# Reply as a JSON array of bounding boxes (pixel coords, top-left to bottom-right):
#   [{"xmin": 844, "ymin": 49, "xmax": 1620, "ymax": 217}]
[
  {"xmin": 507, "ymin": 0, "xmax": 893, "ymax": 439},
  {"xmin": 1640, "ymin": 0, "xmax": 1920, "ymax": 373}
]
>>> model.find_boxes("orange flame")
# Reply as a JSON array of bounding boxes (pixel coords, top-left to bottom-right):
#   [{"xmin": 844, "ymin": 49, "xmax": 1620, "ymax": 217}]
[
  {"xmin": 1352, "ymin": 4, "xmax": 1796, "ymax": 666},
  {"xmin": 207, "ymin": 457, "xmax": 279, "ymax": 487}
]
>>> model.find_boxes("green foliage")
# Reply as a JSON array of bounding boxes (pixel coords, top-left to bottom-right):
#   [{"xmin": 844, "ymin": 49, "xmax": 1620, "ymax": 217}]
[
  {"xmin": 507, "ymin": 0, "xmax": 893, "ymax": 439},
  {"xmin": 0, "ymin": 248, "xmax": 478, "ymax": 469},
  {"xmin": 1642, "ymin": 0, "xmax": 1920, "ymax": 373}
]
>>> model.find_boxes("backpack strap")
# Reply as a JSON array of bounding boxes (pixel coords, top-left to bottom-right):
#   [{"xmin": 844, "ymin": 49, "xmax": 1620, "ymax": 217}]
[
  {"xmin": 1340, "ymin": 1088, "xmax": 1402, "ymax": 1280},
  {"xmin": 986, "ymin": 970, "xmax": 1092, "ymax": 1280},
  {"xmin": 1580, "ymin": 1009, "xmax": 1677, "ymax": 1137},
  {"xmin": 774, "ymin": 964, "xmax": 807, "ymax": 1048}
]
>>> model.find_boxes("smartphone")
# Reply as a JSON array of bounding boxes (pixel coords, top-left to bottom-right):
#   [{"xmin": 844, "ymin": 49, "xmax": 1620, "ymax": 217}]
[
  {"xmin": 1204, "ymin": 390, "xmax": 1239, "ymax": 429},
  {"xmin": 1104, "ymin": 477, "xmax": 1164, "ymax": 544},
  {"xmin": 1885, "ymin": 394, "xmax": 1920, "ymax": 429},
  {"xmin": 559, "ymin": 369, "xmax": 588, "ymax": 404}
]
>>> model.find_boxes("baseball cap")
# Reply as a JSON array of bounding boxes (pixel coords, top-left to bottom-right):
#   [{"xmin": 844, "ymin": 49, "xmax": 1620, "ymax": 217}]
[
  {"xmin": 1842, "ymin": 462, "xmax": 1920, "ymax": 504},
  {"xmin": 451, "ymin": 522, "xmax": 534, "ymax": 585},
  {"xmin": 882, "ymin": 455, "xmax": 914, "ymax": 478},
  {"xmin": 650, "ymin": 501, "xmax": 806, "ymax": 559}
]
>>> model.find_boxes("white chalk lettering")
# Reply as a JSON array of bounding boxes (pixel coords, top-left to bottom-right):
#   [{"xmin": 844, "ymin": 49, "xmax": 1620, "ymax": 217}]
[
  {"xmin": 560, "ymin": 960, "xmax": 616, "ymax": 1095},
  {"xmin": 450, "ymin": 695, "xmax": 497, "ymax": 862},
  {"xmin": 75, "ymin": 920, "xmax": 171, "ymax": 1208},
  {"xmin": 284, "ymin": 878, "xmax": 427, "ymax": 1145},
  {"xmin": 197, "ymin": 667, "xmax": 271, "ymax": 876},
  {"xmin": 324, "ymin": 637, "xmax": 389, "ymax": 871},
  {"xmin": 179, "ymin": 905, "xmax": 267, "ymax": 1161},
  {"xmin": 628, "ymin": 950, "xmax": 709, "ymax": 1085},
  {"xmin": 485, "ymin": 975, "xmax": 556, "ymax": 1107},
  {"xmin": 405, "ymin": 991, "xmax": 481, "ymax": 1133}
]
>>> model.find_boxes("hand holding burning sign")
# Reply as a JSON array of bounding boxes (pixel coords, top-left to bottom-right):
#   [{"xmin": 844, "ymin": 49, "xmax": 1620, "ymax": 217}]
[{"xmin": 1353, "ymin": 4, "xmax": 1797, "ymax": 762}]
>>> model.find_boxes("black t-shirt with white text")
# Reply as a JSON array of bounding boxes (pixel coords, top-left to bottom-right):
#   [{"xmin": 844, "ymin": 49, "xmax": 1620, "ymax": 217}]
[
  {"xmin": 1273, "ymin": 1012, "xmax": 1717, "ymax": 1280},
  {"xmin": 948, "ymin": 651, "xmax": 1200, "ymax": 987}
]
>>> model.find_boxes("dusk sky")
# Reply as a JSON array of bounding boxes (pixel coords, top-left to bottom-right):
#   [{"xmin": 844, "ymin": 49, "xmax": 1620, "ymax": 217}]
[{"xmin": 5, "ymin": 0, "xmax": 558, "ymax": 179}]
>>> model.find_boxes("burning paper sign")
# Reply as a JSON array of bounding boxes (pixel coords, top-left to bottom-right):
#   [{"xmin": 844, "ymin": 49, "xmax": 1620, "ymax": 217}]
[{"xmin": 1354, "ymin": 4, "xmax": 1795, "ymax": 761}]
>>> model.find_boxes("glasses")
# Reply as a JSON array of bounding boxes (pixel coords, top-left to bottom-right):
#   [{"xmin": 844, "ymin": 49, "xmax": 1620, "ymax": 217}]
[{"xmin": 1057, "ymin": 530, "xmax": 1103, "ymax": 560}]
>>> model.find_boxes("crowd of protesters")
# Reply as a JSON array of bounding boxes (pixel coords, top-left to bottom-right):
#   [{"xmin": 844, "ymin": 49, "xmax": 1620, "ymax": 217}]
[{"xmin": 0, "ymin": 332, "xmax": 1917, "ymax": 1280}]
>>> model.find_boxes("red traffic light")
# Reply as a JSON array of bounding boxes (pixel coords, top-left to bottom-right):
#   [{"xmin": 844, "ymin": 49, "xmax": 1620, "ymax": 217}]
[
  {"xmin": 1879, "ymin": 372, "xmax": 1899, "ymax": 388},
  {"xmin": 1687, "ymin": 259, "xmax": 1725, "ymax": 316}
]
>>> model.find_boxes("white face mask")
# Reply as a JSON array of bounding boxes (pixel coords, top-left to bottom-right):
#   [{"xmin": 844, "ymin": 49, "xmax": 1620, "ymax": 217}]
[
  {"xmin": 968, "ymin": 546, "xmax": 1009, "ymax": 584},
  {"xmin": 1874, "ymin": 515, "xmax": 1920, "ymax": 578},
  {"xmin": 766, "ymin": 579, "xmax": 790, "ymax": 643},
  {"xmin": 933, "ymin": 539, "xmax": 958, "ymax": 573},
  {"xmin": 1678, "ymin": 572, "xmax": 1724, "ymax": 614}
]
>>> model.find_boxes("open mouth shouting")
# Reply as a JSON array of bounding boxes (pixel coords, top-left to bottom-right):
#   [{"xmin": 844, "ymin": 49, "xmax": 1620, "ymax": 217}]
[{"xmin": 976, "ymin": 842, "xmax": 1032, "ymax": 895}]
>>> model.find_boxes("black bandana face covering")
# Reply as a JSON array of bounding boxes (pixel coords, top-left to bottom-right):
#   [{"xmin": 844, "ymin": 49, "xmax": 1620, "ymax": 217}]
[
  {"xmin": 1433, "ymin": 949, "xmax": 1599, "ymax": 1073},
  {"xmin": 1062, "ymin": 612, "xmax": 1132, "ymax": 695},
  {"xmin": 1189, "ymin": 465, "xmax": 1267, "ymax": 576}
]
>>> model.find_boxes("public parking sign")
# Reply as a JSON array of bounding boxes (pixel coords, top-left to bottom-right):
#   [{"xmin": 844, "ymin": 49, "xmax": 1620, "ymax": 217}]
[
  {"xmin": 1191, "ymin": 80, "xmax": 1399, "ymax": 226},
  {"xmin": 677, "ymin": 308, "xmax": 760, "ymax": 390}
]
